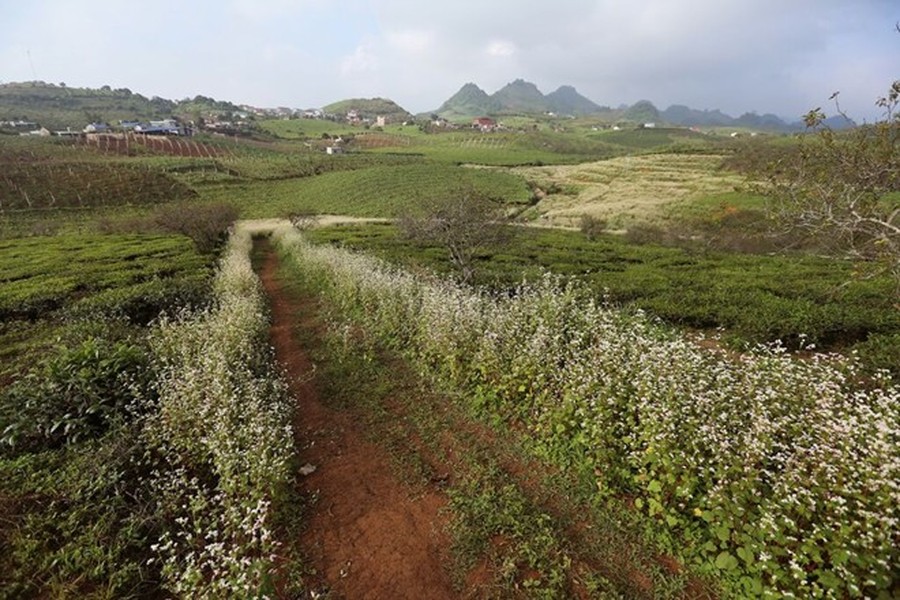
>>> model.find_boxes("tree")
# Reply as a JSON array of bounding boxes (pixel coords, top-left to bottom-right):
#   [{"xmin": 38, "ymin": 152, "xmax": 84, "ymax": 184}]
[
  {"xmin": 288, "ymin": 209, "xmax": 319, "ymax": 231},
  {"xmin": 759, "ymin": 81, "xmax": 900, "ymax": 284},
  {"xmin": 398, "ymin": 188, "xmax": 513, "ymax": 284}
]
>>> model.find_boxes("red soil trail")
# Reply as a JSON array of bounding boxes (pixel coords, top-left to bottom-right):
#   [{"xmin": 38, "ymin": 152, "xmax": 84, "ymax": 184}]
[{"xmin": 257, "ymin": 242, "xmax": 456, "ymax": 600}]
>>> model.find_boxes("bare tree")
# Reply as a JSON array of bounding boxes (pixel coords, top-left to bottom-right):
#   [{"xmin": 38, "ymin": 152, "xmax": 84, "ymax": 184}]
[
  {"xmin": 760, "ymin": 81, "xmax": 900, "ymax": 284},
  {"xmin": 398, "ymin": 188, "xmax": 513, "ymax": 284},
  {"xmin": 288, "ymin": 209, "xmax": 320, "ymax": 231}
]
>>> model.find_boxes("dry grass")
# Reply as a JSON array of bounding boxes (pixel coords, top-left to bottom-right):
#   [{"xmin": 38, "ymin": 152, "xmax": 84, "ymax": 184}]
[{"xmin": 515, "ymin": 154, "xmax": 745, "ymax": 228}]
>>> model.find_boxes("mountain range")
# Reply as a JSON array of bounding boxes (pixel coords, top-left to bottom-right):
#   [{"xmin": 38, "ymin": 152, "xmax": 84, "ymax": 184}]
[
  {"xmin": 432, "ymin": 79, "xmax": 852, "ymax": 132},
  {"xmin": 434, "ymin": 79, "xmax": 606, "ymax": 119}
]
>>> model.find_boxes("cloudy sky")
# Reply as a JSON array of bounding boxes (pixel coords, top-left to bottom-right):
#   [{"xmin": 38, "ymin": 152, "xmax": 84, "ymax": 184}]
[{"xmin": 1, "ymin": 0, "xmax": 897, "ymax": 120}]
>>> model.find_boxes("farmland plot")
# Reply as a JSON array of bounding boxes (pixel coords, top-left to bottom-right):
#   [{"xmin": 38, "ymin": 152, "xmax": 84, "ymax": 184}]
[{"xmin": 516, "ymin": 153, "xmax": 745, "ymax": 228}]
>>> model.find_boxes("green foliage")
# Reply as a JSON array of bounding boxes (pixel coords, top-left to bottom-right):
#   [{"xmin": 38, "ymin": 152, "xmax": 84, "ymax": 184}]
[
  {"xmin": 191, "ymin": 146, "xmax": 423, "ymax": 181},
  {"xmin": 365, "ymin": 129, "xmax": 622, "ymax": 165},
  {"xmin": 0, "ymin": 161, "xmax": 197, "ymax": 210},
  {"xmin": 579, "ymin": 213, "xmax": 607, "ymax": 240},
  {"xmin": 749, "ymin": 84, "xmax": 900, "ymax": 282},
  {"xmin": 853, "ymin": 332, "xmax": 900, "ymax": 376},
  {"xmin": 0, "ymin": 233, "xmax": 211, "ymax": 321},
  {"xmin": 0, "ymin": 227, "xmax": 295, "ymax": 598},
  {"xmin": 447, "ymin": 465, "xmax": 571, "ymax": 598},
  {"xmin": 0, "ymin": 428, "xmax": 163, "ymax": 600}
]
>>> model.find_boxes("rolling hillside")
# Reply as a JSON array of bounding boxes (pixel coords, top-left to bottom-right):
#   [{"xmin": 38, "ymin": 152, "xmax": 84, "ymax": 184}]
[
  {"xmin": 322, "ymin": 97, "xmax": 412, "ymax": 123},
  {"xmin": 0, "ymin": 81, "xmax": 241, "ymax": 130}
]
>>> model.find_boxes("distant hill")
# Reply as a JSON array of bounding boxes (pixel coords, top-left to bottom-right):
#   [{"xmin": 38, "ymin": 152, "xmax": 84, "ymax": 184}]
[
  {"xmin": 661, "ymin": 104, "xmax": 734, "ymax": 127},
  {"xmin": 490, "ymin": 79, "xmax": 550, "ymax": 114},
  {"xmin": 545, "ymin": 85, "xmax": 606, "ymax": 116},
  {"xmin": 322, "ymin": 97, "xmax": 412, "ymax": 123},
  {"xmin": 429, "ymin": 78, "xmax": 849, "ymax": 132},
  {"xmin": 660, "ymin": 103, "xmax": 854, "ymax": 132},
  {"xmin": 624, "ymin": 100, "xmax": 661, "ymax": 124},
  {"xmin": 433, "ymin": 83, "xmax": 500, "ymax": 119},
  {"xmin": 0, "ymin": 81, "xmax": 241, "ymax": 130}
]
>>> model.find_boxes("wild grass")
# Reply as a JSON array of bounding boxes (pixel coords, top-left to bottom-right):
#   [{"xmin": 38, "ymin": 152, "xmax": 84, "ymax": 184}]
[
  {"xmin": 141, "ymin": 223, "xmax": 295, "ymax": 597},
  {"xmin": 275, "ymin": 243, "xmax": 690, "ymax": 598}
]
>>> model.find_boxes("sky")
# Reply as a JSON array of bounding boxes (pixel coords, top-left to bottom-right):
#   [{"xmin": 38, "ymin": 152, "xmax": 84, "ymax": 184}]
[{"xmin": 1, "ymin": 0, "xmax": 898, "ymax": 121}]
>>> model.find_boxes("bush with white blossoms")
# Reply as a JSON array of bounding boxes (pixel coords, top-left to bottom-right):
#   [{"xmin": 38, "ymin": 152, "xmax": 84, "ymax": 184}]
[
  {"xmin": 273, "ymin": 224, "xmax": 898, "ymax": 599},
  {"xmin": 144, "ymin": 224, "xmax": 294, "ymax": 598}
]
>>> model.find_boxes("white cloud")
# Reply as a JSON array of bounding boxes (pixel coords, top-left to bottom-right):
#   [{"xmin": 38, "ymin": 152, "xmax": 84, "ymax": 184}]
[
  {"xmin": 341, "ymin": 42, "xmax": 379, "ymax": 75},
  {"xmin": 385, "ymin": 29, "xmax": 434, "ymax": 53},
  {"xmin": 486, "ymin": 40, "xmax": 516, "ymax": 58},
  {"xmin": 228, "ymin": 0, "xmax": 321, "ymax": 20}
]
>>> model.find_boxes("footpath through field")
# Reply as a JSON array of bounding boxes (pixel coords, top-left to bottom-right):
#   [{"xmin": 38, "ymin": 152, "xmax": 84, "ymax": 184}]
[
  {"xmin": 258, "ymin": 240, "xmax": 456, "ymax": 599},
  {"xmin": 255, "ymin": 232, "xmax": 712, "ymax": 599}
]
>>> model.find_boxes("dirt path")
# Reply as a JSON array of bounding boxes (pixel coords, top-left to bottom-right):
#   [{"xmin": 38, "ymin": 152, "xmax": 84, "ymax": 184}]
[{"xmin": 258, "ymin": 242, "xmax": 456, "ymax": 600}]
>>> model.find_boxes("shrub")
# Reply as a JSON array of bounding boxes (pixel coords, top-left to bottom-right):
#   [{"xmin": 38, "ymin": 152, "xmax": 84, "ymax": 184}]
[
  {"xmin": 578, "ymin": 214, "xmax": 607, "ymax": 240},
  {"xmin": 155, "ymin": 202, "xmax": 239, "ymax": 253},
  {"xmin": 853, "ymin": 332, "xmax": 900, "ymax": 378}
]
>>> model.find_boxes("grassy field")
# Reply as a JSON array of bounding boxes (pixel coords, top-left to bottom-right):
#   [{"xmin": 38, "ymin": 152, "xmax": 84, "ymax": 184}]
[{"xmin": 259, "ymin": 117, "xmax": 366, "ymax": 139}]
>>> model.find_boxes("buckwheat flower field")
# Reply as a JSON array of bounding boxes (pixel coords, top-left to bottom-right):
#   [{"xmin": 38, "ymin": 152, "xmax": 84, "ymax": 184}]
[
  {"xmin": 144, "ymin": 225, "xmax": 294, "ymax": 598},
  {"xmin": 273, "ymin": 224, "xmax": 898, "ymax": 599}
]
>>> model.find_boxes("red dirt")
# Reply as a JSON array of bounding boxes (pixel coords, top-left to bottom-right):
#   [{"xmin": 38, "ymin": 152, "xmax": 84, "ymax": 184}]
[{"xmin": 258, "ymin": 244, "xmax": 457, "ymax": 600}]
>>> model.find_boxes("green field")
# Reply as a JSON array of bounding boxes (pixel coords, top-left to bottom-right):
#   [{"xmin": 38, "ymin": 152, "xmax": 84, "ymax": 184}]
[
  {"xmin": 0, "ymin": 233, "xmax": 211, "ymax": 376},
  {"xmin": 201, "ymin": 162, "xmax": 532, "ymax": 218}
]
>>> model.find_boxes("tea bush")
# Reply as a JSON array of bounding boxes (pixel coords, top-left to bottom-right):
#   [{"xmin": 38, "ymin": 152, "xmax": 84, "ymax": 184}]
[{"xmin": 0, "ymin": 337, "xmax": 149, "ymax": 453}]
